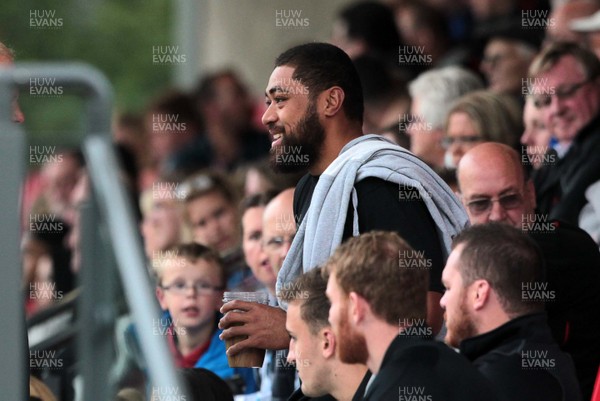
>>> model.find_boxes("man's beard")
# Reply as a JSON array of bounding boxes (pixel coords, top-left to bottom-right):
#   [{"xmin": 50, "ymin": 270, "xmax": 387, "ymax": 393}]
[
  {"xmin": 269, "ymin": 100, "xmax": 325, "ymax": 173},
  {"xmin": 336, "ymin": 305, "xmax": 369, "ymax": 364},
  {"xmin": 445, "ymin": 294, "xmax": 477, "ymax": 348}
]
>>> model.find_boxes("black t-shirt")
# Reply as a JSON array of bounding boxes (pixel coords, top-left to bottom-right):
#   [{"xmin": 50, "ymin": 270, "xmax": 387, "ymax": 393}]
[{"xmin": 294, "ymin": 174, "xmax": 444, "ymax": 293}]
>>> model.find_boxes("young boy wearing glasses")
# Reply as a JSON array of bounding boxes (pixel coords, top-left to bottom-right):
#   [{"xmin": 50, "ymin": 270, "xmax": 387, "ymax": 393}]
[{"xmin": 153, "ymin": 242, "xmax": 257, "ymax": 394}]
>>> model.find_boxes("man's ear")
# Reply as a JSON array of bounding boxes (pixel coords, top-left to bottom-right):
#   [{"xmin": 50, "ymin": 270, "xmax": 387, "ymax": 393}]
[
  {"xmin": 348, "ymin": 291, "xmax": 366, "ymax": 325},
  {"xmin": 321, "ymin": 328, "xmax": 336, "ymax": 359},
  {"xmin": 318, "ymin": 86, "xmax": 345, "ymax": 118},
  {"xmin": 471, "ymin": 279, "xmax": 491, "ymax": 311}
]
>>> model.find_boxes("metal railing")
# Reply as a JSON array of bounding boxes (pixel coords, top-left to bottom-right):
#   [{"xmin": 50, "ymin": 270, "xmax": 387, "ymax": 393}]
[{"xmin": 0, "ymin": 63, "xmax": 187, "ymax": 400}]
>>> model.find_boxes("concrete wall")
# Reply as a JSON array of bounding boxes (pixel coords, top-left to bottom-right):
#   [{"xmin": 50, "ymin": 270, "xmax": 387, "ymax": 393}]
[{"xmin": 193, "ymin": 0, "xmax": 353, "ymax": 96}]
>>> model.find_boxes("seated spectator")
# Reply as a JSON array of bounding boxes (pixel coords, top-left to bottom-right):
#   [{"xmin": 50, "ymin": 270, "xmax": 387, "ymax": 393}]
[
  {"xmin": 180, "ymin": 171, "xmax": 258, "ymax": 292},
  {"xmin": 521, "ymin": 95, "xmax": 556, "ymax": 170},
  {"xmin": 262, "ymin": 188, "xmax": 296, "ymax": 278},
  {"xmin": 456, "ymin": 143, "xmax": 600, "ymax": 399},
  {"xmin": 324, "ymin": 231, "xmax": 498, "ymax": 401},
  {"xmin": 32, "ymin": 149, "xmax": 84, "ymax": 223},
  {"xmin": 112, "ymin": 112, "xmax": 151, "ymax": 191},
  {"xmin": 222, "ymin": 189, "xmax": 297, "ymax": 401},
  {"xmin": 407, "ymin": 66, "xmax": 484, "ymax": 168},
  {"xmin": 281, "ymin": 268, "xmax": 369, "ymax": 401},
  {"xmin": 441, "ymin": 223, "xmax": 582, "ymax": 401},
  {"xmin": 394, "ymin": 0, "xmax": 468, "ymax": 75},
  {"xmin": 353, "ymin": 55, "xmax": 410, "ymax": 147},
  {"xmin": 152, "ymin": 242, "xmax": 257, "ymax": 394},
  {"xmin": 527, "ymin": 42, "xmax": 600, "ymax": 225},
  {"xmin": 139, "ymin": 177, "xmax": 191, "ymax": 260},
  {"xmin": 238, "ymin": 157, "xmax": 303, "ymax": 197},
  {"xmin": 142, "ymin": 90, "xmax": 203, "ymax": 183},
  {"xmin": 330, "ymin": 1, "xmax": 400, "ymax": 63},
  {"xmin": 479, "ymin": 26, "xmax": 540, "ymax": 99},
  {"xmin": 240, "ymin": 191, "xmax": 279, "ymax": 297},
  {"xmin": 191, "ymin": 70, "xmax": 270, "ymax": 172},
  {"xmin": 443, "ymin": 90, "xmax": 522, "ymax": 168}
]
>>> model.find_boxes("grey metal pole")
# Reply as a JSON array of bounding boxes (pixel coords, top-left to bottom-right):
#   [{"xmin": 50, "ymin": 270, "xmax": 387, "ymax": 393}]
[
  {"xmin": 83, "ymin": 135, "xmax": 186, "ymax": 394},
  {"xmin": 0, "ymin": 64, "xmax": 188, "ymax": 400},
  {"xmin": 0, "ymin": 70, "xmax": 27, "ymax": 401}
]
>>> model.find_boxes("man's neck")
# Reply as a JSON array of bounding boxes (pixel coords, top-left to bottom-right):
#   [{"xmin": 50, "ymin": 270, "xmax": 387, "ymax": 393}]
[
  {"xmin": 364, "ymin": 323, "xmax": 398, "ymax": 375},
  {"xmin": 309, "ymin": 122, "xmax": 362, "ymax": 175},
  {"xmin": 476, "ymin": 312, "xmax": 511, "ymax": 337},
  {"xmin": 330, "ymin": 363, "xmax": 369, "ymax": 401}
]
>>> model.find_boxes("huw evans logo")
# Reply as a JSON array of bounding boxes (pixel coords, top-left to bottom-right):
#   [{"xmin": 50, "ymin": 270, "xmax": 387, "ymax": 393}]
[
  {"xmin": 274, "ymin": 146, "xmax": 310, "ymax": 166},
  {"xmin": 522, "ymin": 10, "xmax": 555, "ymax": 28},
  {"xmin": 275, "ymin": 10, "xmax": 310, "ymax": 29},
  {"xmin": 399, "ymin": 386, "xmax": 432, "ymax": 401},
  {"xmin": 398, "ymin": 318, "xmax": 433, "ymax": 337},
  {"xmin": 521, "ymin": 146, "xmax": 557, "ymax": 167},
  {"xmin": 151, "ymin": 386, "xmax": 186, "ymax": 401},
  {"xmin": 521, "ymin": 213, "xmax": 557, "ymax": 234},
  {"xmin": 29, "ymin": 78, "xmax": 63, "ymax": 97},
  {"xmin": 521, "ymin": 282, "xmax": 556, "ymax": 302},
  {"xmin": 521, "ymin": 349, "xmax": 556, "ymax": 369},
  {"xmin": 30, "ymin": 350, "xmax": 63, "ymax": 369},
  {"xmin": 152, "ymin": 46, "xmax": 187, "ymax": 64},
  {"xmin": 152, "ymin": 113, "xmax": 187, "ymax": 134},
  {"xmin": 29, "ymin": 10, "xmax": 63, "ymax": 29},
  {"xmin": 398, "ymin": 46, "xmax": 432, "ymax": 66},
  {"xmin": 398, "ymin": 250, "xmax": 432, "ymax": 270},
  {"xmin": 521, "ymin": 78, "xmax": 555, "ymax": 96},
  {"xmin": 29, "ymin": 282, "xmax": 63, "ymax": 301},
  {"xmin": 152, "ymin": 182, "xmax": 187, "ymax": 200},
  {"xmin": 29, "ymin": 214, "xmax": 64, "ymax": 234},
  {"xmin": 29, "ymin": 145, "xmax": 63, "ymax": 164}
]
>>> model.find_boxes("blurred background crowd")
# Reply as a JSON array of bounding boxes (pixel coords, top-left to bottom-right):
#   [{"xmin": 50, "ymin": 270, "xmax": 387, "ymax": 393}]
[{"xmin": 5, "ymin": 0, "xmax": 600, "ymax": 400}]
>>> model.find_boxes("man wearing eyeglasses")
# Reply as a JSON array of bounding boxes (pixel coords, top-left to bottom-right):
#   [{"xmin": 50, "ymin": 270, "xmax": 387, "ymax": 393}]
[
  {"xmin": 527, "ymin": 42, "xmax": 600, "ymax": 225},
  {"xmin": 457, "ymin": 142, "xmax": 600, "ymax": 400}
]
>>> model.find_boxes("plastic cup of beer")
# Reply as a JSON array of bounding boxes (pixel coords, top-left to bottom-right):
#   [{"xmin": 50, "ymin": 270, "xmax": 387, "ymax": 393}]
[{"xmin": 222, "ymin": 291, "xmax": 270, "ymax": 368}]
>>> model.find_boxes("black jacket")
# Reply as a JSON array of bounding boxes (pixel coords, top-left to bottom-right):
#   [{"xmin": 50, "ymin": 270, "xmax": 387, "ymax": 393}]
[
  {"xmin": 534, "ymin": 113, "xmax": 600, "ymax": 225},
  {"xmin": 529, "ymin": 220, "xmax": 600, "ymax": 400},
  {"xmin": 460, "ymin": 313, "xmax": 582, "ymax": 401},
  {"xmin": 363, "ymin": 335, "xmax": 497, "ymax": 401},
  {"xmin": 287, "ymin": 371, "xmax": 371, "ymax": 401}
]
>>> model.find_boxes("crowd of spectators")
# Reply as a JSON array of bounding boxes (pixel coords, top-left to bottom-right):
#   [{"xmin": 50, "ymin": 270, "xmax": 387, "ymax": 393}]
[{"xmin": 10, "ymin": 0, "xmax": 600, "ymax": 400}]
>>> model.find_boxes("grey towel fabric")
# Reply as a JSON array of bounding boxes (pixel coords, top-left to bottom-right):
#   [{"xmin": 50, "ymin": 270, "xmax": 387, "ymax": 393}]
[{"xmin": 277, "ymin": 134, "xmax": 469, "ymax": 306}]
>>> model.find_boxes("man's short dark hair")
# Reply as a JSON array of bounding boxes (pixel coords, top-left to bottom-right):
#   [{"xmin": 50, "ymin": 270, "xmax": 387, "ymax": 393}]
[
  {"xmin": 279, "ymin": 267, "xmax": 330, "ymax": 335},
  {"xmin": 275, "ymin": 42, "xmax": 364, "ymax": 124},
  {"xmin": 452, "ymin": 223, "xmax": 545, "ymax": 316}
]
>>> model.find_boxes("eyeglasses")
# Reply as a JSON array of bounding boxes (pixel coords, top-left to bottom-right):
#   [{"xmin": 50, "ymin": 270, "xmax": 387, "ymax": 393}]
[
  {"xmin": 263, "ymin": 235, "xmax": 295, "ymax": 252},
  {"xmin": 160, "ymin": 281, "xmax": 224, "ymax": 296},
  {"xmin": 441, "ymin": 136, "xmax": 483, "ymax": 149},
  {"xmin": 532, "ymin": 79, "xmax": 591, "ymax": 109},
  {"xmin": 464, "ymin": 193, "xmax": 523, "ymax": 216}
]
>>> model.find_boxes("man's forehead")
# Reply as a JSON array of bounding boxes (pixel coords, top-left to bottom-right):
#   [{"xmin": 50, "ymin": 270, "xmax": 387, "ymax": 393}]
[
  {"xmin": 536, "ymin": 55, "xmax": 586, "ymax": 83},
  {"xmin": 267, "ymin": 66, "xmax": 296, "ymax": 89}
]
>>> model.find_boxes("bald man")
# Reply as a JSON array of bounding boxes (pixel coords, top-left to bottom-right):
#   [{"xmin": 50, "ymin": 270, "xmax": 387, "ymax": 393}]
[
  {"xmin": 457, "ymin": 143, "xmax": 600, "ymax": 399},
  {"xmin": 261, "ymin": 188, "xmax": 296, "ymax": 276},
  {"xmin": 220, "ymin": 189, "xmax": 297, "ymax": 400}
]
